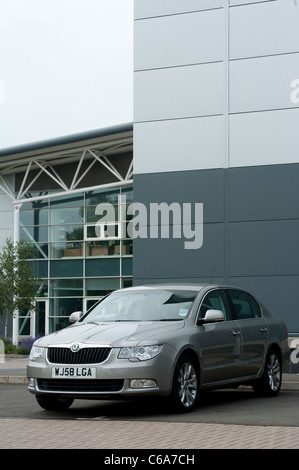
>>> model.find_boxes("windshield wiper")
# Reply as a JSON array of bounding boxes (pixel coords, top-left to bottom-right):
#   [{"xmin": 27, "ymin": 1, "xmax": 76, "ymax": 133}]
[
  {"xmin": 112, "ymin": 318, "xmax": 184, "ymax": 322},
  {"xmin": 158, "ymin": 318, "xmax": 183, "ymax": 321},
  {"xmin": 114, "ymin": 319, "xmax": 139, "ymax": 322}
]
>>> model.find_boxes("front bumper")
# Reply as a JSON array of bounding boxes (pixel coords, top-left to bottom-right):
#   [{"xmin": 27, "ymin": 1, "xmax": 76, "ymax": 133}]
[{"xmin": 27, "ymin": 346, "xmax": 174, "ymax": 399}]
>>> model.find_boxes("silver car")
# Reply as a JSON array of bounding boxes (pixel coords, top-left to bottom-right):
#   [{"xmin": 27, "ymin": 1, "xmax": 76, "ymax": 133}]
[{"xmin": 27, "ymin": 284, "xmax": 290, "ymax": 412}]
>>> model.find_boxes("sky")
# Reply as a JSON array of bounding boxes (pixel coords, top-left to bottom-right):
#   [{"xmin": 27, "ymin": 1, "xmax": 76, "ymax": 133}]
[{"xmin": 0, "ymin": 0, "xmax": 133, "ymax": 150}]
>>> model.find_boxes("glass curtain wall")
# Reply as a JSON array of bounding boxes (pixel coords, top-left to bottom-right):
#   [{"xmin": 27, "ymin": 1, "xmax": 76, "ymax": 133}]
[{"xmin": 19, "ymin": 187, "xmax": 133, "ymax": 334}]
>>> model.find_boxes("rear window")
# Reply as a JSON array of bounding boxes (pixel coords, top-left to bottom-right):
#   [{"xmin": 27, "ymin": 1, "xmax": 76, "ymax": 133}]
[{"xmin": 228, "ymin": 289, "xmax": 262, "ymax": 319}]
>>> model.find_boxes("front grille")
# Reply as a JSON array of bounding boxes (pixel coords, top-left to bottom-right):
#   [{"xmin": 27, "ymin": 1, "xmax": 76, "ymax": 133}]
[
  {"xmin": 47, "ymin": 347, "xmax": 111, "ymax": 365},
  {"xmin": 37, "ymin": 379, "xmax": 124, "ymax": 393}
]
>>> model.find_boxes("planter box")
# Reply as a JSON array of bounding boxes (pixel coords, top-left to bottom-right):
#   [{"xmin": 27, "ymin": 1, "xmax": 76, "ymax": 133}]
[
  {"xmin": 63, "ymin": 247, "xmax": 82, "ymax": 257},
  {"xmin": 90, "ymin": 246, "xmax": 108, "ymax": 256}
]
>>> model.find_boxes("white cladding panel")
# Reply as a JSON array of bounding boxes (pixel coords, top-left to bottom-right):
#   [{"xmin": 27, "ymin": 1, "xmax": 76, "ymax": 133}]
[
  {"xmin": 134, "ymin": 116, "xmax": 226, "ymax": 174},
  {"xmin": 134, "ymin": 62, "xmax": 224, "ymax": 122},
  {"xmin": 230, "ymin": 53, "xmax": 299, "ymax": 113},
  {"xmin": 134, "ymin": 9, "xmax": 224, "ymax": 71},
  {"xmin": 230, "ymin": 0, "xmax": 274, "ymax": 5},
  {"xmin": 230, "ymin": 1, "xmax": 299, "ymax": 59},
  {"xmin": 134, "ymin": 0, "xmax": 223, "ymax": 19},
  {"xmin": 230, "ymin": 108, "xmax": 299, "ymax": 167}
]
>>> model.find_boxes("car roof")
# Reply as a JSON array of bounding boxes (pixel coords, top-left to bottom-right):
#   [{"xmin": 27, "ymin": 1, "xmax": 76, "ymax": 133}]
[
  {"xmin": 118, "ymin": 283, "xmax": 221, "ymax": 293},
  {"xmin": 117, "ymin": 283, "xmax": 252, "ymax": 295}
]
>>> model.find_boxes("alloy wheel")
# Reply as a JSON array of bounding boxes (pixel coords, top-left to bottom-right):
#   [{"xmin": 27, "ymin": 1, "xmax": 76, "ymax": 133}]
[
  {"xmin": 267, "ymin": 352, "xmax": 281, "ymax": 393},
  {"xmin": 178, "ymin": 361, "xmax": 198, "ymax": 409}
]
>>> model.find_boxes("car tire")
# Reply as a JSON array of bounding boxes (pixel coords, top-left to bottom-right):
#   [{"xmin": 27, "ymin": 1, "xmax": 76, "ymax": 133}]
[
  {"xmin": 253, "ymin": 348, "xmax": 282, "ymax": 397},
  {"xmin": 36, "ymin": 395, "xmax": 74, "ymax": 411},
  {"xmin": 170, "ymin": 355, "xmax": 199, "ymax": 413}
]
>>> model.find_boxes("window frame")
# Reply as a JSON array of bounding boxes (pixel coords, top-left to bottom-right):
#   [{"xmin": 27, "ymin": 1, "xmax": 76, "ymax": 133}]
[
  {"xmin": 196, "ymin": 288, "xmax": 233, "ymax": 323},
  {"xmin": 226, "ymin": 289, "xmax": 262, "ymax": 320}
]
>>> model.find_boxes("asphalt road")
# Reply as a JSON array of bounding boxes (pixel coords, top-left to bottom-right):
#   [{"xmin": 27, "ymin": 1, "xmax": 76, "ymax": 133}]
[{"xmin": 1, "ymin": 383, "xmax": 299, "ymax": 427}]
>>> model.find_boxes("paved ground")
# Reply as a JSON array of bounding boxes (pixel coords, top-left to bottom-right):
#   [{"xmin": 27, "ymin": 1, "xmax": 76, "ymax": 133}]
[
  {"xmin": 1, "ymin": 417, "xmax": 299, "ymax": 449},
  {"xmin": 1, "ymin": 355, "xmax": 299, "ymax": 450}
]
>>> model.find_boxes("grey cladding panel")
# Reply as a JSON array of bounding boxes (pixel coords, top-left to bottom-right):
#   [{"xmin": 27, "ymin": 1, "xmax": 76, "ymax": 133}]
[
  {"xmin": 133, "ymin": 223, "xmax": 225, "ymax": 281},
  {"xmin": 230, "ymin": 220, "xmax": 299, "ymax": 277},
  {"xmin": 229, "ymin": 163, "xmax": 299, "ymax": 222},
  {"xmin": 133, "ymin": 170, "xmax": 225, "ymax": 223},
  {"xmin": 230, "ymin": 276, "xmax": 299, "ymax": 334}
]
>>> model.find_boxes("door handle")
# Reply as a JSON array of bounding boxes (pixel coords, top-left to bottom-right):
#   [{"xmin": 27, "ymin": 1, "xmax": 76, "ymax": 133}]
[
  {"xmin": 232, "ymin": 330, "xmax": 240, "ymax": 336},
  {"xmin": 260, "ymin": 327, "xmax": 268, "ymax": 333}
]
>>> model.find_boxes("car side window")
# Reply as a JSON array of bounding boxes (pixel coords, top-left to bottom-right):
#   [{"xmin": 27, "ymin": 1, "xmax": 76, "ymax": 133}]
[
  {"xmin": 227, "ymin": 289, "xmax": 262, "ymax": 319},
  {"xmin": 199, "ymin": 289, "xmax": 232, "ymax": 321}
]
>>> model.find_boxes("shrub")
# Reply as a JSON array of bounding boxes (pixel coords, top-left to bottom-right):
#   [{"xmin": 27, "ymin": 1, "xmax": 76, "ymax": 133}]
[
  {"xmin": 19, "ymin": 336, "xmax": 40, "ymax": 353},
  {"xmin": 1, "ymin": 336, "xmax": 39, "ymax": 355}
]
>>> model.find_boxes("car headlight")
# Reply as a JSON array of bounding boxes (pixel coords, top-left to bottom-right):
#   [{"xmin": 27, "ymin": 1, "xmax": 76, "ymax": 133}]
[
  {"xmin": 118, "ymin": 345, "xmax": 162, "ymax": 361},
  {"xmin": 29, "ymin": 345, "xmax": 45, "ymax": 362}
]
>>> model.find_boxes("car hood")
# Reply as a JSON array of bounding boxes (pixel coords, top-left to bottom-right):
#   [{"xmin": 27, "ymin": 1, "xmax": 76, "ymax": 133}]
[{"xmin": 36, "ymin": 320, "xmax": 185, "ymax": 348}]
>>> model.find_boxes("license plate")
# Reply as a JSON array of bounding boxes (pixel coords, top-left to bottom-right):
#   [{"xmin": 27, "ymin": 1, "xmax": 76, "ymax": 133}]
[{"xmin": 52, "ymin": 366, "xmax": 96, "ymax": 379}]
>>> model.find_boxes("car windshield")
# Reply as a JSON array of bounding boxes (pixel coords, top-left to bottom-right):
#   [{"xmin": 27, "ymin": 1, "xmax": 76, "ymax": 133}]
[{"xmin": 82, "ymin": 289, "xmax": 197, "ymax": 323}]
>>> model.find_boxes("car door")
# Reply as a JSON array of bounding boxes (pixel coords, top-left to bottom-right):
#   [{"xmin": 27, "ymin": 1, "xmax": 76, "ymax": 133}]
[
  {"xmin": 227, "ymin": 289, "xmax": 268, "ymax": 377},
  {"xmin": 196, "ymin": 289, "xmax": 243, "ymax": 384}
]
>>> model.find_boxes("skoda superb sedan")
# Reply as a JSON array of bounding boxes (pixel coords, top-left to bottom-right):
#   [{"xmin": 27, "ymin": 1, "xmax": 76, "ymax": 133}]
[{"xmin": 27, "ymin": 284, "xmax": 289, "ymax": 412}]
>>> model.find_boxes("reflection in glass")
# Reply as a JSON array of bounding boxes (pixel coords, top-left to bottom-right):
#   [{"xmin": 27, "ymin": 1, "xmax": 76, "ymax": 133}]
[
  {"xmin": 20, "ymin": 225, "xmax": 48, "ymax": 243},
  {"xmin": 85, "ymin": 203, "xmax": 119, "ymax": 223},
  {"xmin": 122, "ymin": 257, "xmax": 132, "ymax": 276},
  {"xmin": 85, "ymin": 188, "xmax": 119, "ymax": 205},
  {"xmin": 31, "ymin": 243, "xmax": 48, "ymax": 259},
  {"xmin": 50, "ymin": 193, "xmax": 84, "ymax": 207},
  {"xmin": 32, "ymin": 261, "xmax": 48, "ymax": 278},
  {"xmin": 50, "ymin": 242, "xmax": 83, "ymax": 259},
  {"xmin": 20, "ymin": 208, "xmax": 48, "ymax": 226},
  {"xmin": 85, "ymin": 223, "xmax": 119, "ymax": 240},
  {"xmin": 49, "ymin": 298, "xmax": 83, "ymax": 333},
  {"xmin": 83, "ymin": 290, "xmax": 197, "ymax": 323},
  {"xmin": 123, "ymin": 240, "xmax": 133, "ymax": 255},
  {"xmin": 34, "ymin": 280, "xmax": 48, "ymax": 297},
  {"xmin": 35, "ymin": 301, "xmax": 46, "ymax": 337},
  {"xmin": 85, "ymin": 278, "xmax": 120, "ymax": 296},
  {"xmin": 50, "ymin": 206, "xmax": 83, "ymax": 225},
  {"xmin": 86, "ymin": 241, "xmax": 120, "ymax": 257},
  {"xmin": 86, "ymin": 299, "xmax": 99, "ymax": 311},
  {"xmin": 50, "ymin": 224, "xmax": 83, "ymax": 243},
  {"xmin": 122, "ymin": 278, "xmax": 133, "ymax": 289},
  {"xmin": 20, "ymin": 195, "xmax": 49, "ymax": 210},
  {"xmin": 50, "ymin": 279, "xmax": 83, "ymax": 297},
  {"xmin": 19, "ymin": 314, "xmax": 31, "ymax": 336},
  {"xmin": 122, "ymin": 187, "xmax": 133, "ymax": 202},
  {"xmin": 50, "ymin": 259, "xmax": 83, "ymax": 278},
  {"xmin": 85, "ymin": 258, "xmax": 120, "ymax": 277}
]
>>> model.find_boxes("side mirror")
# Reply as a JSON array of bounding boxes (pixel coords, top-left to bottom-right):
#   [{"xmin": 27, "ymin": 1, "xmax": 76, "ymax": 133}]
[
  {"xmin": 198, "ymin": 309, "xmax": 225, "ymax": 324},
  {"xmin": 69, "ymin": 311, "xmax": 83, "ymax": 323}
]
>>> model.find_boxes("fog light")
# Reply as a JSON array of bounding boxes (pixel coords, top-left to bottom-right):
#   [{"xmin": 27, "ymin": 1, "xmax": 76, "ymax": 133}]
[
  {"xmin": 28, "ymin": 378, "xmax": 35, "ymax": 388},
  {"xmin": 130, "ymin": 379, "xmax": 157, "ymax": 389}
]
